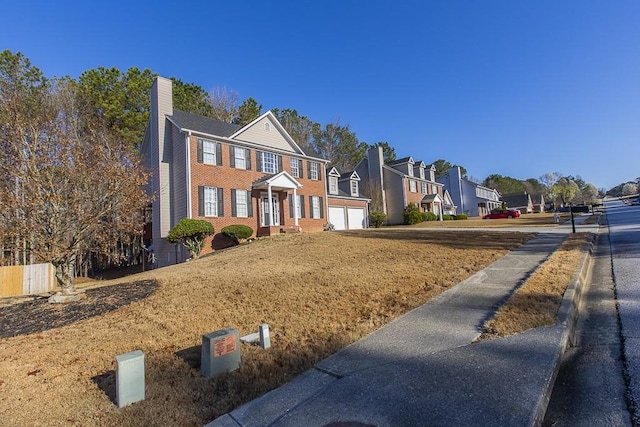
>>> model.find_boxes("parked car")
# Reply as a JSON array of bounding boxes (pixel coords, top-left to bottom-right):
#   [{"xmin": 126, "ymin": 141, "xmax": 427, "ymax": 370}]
[{"xmin": 483, "ymin": 209, "xmax": 521, "ymax": 219}]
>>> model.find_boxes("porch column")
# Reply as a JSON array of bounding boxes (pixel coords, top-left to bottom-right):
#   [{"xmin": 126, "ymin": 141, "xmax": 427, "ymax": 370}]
[
  {"xmin": 267, "ymin": 184, "xmax": 273, "ymax": 226},
  {"xmin": 293, "ymin": 188, "xmax": 299, "ymax": 226}
]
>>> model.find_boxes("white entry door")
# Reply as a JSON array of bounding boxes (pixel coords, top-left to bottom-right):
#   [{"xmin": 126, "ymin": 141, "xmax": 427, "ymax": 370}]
[{"xmin": 261, "ymin": 194, "xmax": 280, "ymax": 226}]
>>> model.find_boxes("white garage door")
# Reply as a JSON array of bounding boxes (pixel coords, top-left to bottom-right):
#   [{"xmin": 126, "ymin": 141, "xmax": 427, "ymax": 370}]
[
  {"xmin": 328, "ymin": 207, "xmax": 347, "ymax": 230},
  {"xmin": 347, "ymin": 208, "xmax": 365, "ymax": 229}
]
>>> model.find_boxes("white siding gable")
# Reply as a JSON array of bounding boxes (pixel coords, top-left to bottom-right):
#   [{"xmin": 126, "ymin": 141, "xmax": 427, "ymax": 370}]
[{"xmin": 232, "ymin": 112, "xmax": 301, "ymax": 154}]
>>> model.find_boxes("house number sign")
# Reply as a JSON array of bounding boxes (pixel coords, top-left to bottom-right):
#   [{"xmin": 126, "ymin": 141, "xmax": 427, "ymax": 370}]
[{"xmin": 214, "ymin": 335, "xmax": 237, "ymax": 357}]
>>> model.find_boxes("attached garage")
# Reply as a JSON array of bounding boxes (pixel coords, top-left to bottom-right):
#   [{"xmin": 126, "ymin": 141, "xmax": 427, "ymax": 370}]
[{"xmin": 328, "ymin": 206, "xmax": 367, "ymax": 230}]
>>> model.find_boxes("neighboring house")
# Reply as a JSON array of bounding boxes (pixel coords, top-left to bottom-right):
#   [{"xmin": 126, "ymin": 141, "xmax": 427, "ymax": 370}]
[
  {"xmin": 326, "ymin": 167, "xmax": 370, "ymax": 230},
  {"xmin": 141, "ymin": 77, "xmax": 329, "ymax": 267},
  {"xmin": 437, "ymin": 167, "xmax": 501, "ymax": 217},
  {"xmin": 354, "ymin": 146, "xmax": 445, "ymax": 225},
  {"xmin": 531, "ymin": 194, "xmax": 545, "ymax": 213},
  {"xmin": 502, "ymin": 192, "xmax": 534, "ymax": 214},
  {"xmin": 442, "ymin": 189, "xmax": 458, "ymax": 215}
]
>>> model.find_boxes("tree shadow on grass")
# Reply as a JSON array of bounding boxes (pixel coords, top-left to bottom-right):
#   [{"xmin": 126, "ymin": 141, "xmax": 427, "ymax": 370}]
[{"xmin": 0, "ymin": 280, "xmax": 158, "ymax": 338}]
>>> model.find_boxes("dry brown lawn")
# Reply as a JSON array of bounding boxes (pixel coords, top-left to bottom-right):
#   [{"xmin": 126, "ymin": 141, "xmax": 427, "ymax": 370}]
[
  {"xmin": 479, "ymin": 232, "xmax": 593, "ymax": 340},
  {"xmin": 0, "ymin": 230, "xmax": 535, "ymax": 427}
]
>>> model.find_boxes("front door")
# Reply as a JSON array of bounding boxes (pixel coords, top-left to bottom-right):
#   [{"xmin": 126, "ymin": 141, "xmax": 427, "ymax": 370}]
[{"xmin": 261, "ymin": 194, "xmax": 280, "ymax": 226}]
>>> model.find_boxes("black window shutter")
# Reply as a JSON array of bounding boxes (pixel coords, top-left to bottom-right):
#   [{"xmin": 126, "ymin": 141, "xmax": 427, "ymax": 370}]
[
  {"xmin": 308, "ymin": 195, "xmax": 313, "ymax": 218},
  {"xmin": 230, "ymin": 147, "xmax": 235, "ymax": 168},
  {"xmin": 197, "ymin": 139, "xmax": 203, "ymax": 163},
  {"xmin": 307, "ymin": 161, "xmax": 311, "ymax": 179},
  {"xmin": 217, "ymin": 188, "xmax": 224, "ymax": 217},
  {"xmin": 320, "ymin": 196, "xmax": 324, "ymax": 218},
  {"xmin": 231, "ymin": 189, "xmax": 237, "ymax": 217},
  {"xmin": 277, "ymin": 155, "xmax": 282, "ymax": 173},
  {"xmin": 298, "ymin": 159, "xmax": 303, "ymax": 178},
  {"xmin": 300, "ymin": 195, "xmax": 305, "ymax": 218},
  {"xmin": 216, "ymin": 143, "xmax": 222, "ymax": 166},
  {"xmin": 246, "ymin": 149, "xmax": 251, "ymax": 170},
  {"xmin": 198, "ymin": 186, "xmax": 204, "ymax": 216},
  {"xmin": 247, "ymin": 190, "xmax": 253, "ymax": 217},
  {"xmin": 257, "ymin": 151, "xmax": 263, "ymax": 172}
]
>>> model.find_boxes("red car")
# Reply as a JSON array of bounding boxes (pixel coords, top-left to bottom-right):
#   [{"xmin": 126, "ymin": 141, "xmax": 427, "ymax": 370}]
[{"xmin": 483, "ymin": 209, "xmax": 521, "ymax": 219}]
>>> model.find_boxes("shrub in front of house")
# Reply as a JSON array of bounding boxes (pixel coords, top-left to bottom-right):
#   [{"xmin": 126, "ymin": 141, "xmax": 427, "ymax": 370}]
[
  {"xmin": 167, "ymin": 218, "xmax": 215, "ymax": 259},
  {"xmin": 442, "ymin": 214, "xmax": 455, "ymax": 220},
  {"xmin": 422, "ymin": 212, "xmax": 437, "ymax": 221},
  {"xmin": 403, "ymin": 203, "xmax": 423, "ymax": 225},
  {"xmin": 369, "ymin": 210, "xmax": 388, "ymax": 228},
  {"xmin": 455, "ymin": 214, "xmax": 468, "ymax": 220},
  {"xmin": 221, "ymin": 225, "xmax": 254, "ymax": 242}
]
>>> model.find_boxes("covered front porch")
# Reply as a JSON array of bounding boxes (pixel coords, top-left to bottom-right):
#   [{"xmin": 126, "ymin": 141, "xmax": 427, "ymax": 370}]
[
  {"xmin": 421, "ymin": 193, "xmax": 444, "ymax": 220},
  {"xmin": 253, "ymin": 171, "xmax": 303, "ymax": 237}
]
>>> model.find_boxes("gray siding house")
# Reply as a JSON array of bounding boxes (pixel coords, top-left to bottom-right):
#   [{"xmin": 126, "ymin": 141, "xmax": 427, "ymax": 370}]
[{"xmin": 437, "ymin": 167, "xmax": 501, "ymax": 217}]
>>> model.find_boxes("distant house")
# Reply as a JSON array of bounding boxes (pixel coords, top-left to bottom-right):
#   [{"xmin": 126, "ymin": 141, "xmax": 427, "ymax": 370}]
[
  {"xmin": 354, "ymin": 146, "xmax": 445, "ymax": 224},
  {"xmin": 326, "ymin": 167, "xmax": 370, "ymax": 230},
  {"xmin": 437, "ymin": 167, "xmax": 501, "ymax": 217},
  {"xmin": 502, "ymin": 192, "xmax": 534, "ymax": 214},
  {"xmin": 530, "ymin": 194, "xmax": 545, "ymax": 213},
  {"xmin": 141, "ymin": 77, "xmax": 330, "ymax": 267},
  {"xmin": 442, "ymin": 189, "xmax": 458, "ymax": 216}
]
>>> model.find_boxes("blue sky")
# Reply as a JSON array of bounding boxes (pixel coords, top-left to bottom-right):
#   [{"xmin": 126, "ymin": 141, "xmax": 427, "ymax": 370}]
[{"xmin": 2, "ymin": 1, "xmax": 639, "ymax": 190}]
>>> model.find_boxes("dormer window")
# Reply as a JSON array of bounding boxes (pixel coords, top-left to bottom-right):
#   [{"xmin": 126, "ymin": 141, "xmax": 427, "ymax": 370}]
[
  {"xmin": 350, "ymin": 180, "xmax": 359, "ymax": 196},
  {"xmin": 408, "ymin": 165, "xmax": 414, "ymax": 177},
  {"xmin": 419, "ymin": 167, "xmax": 425, "ymax": 179},
  {"xmin": 329, "ymin": 176, "xmax": 338, "ymax": 194}
]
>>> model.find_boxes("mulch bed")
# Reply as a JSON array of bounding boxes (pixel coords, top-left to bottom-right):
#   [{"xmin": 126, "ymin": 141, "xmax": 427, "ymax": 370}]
[{"xmin": 0, "ymin": 280, "xmax": 157, "ymax": 339}]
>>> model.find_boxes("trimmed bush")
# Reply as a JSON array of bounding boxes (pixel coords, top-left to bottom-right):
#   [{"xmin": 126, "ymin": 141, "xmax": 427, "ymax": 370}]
[
  {"xmin": 442, "ymin": 214, "xmax": 454, "ymax": 221},
  {"xmin": 403, "ymin": 203, "xmax": 423, "ymax": 225},
  {"xmin": 167, "ymin": 218, "xmax": 214, "ymax": 259},
  {"xmin": 422, "ymin": 211, "xmax": 437, "ymax": 221},
  {"xmin": 369, "ymin": 210, "xmax": 387, "ymax": 228},
  {"xmin": 455, "ymin": 214, "xmax": 468, "ymax": 220},
  {"xmin": 221, "ymin": 224, "xmax": 254, "ymax": 241}
]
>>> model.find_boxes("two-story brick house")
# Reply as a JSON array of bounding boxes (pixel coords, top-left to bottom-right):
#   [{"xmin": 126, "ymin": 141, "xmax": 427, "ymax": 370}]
[
  {"xmin": 141, "ymin": 77, "xmax": 329, "ymax": 266},
  {"xmin": 354, "ymin": 146, "xmax": 445, "ymax": 224}
]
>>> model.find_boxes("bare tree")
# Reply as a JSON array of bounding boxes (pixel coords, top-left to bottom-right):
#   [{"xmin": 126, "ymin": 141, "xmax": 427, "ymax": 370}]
[
  {"xmin": 1, "ymin": 56, "xmax": 149, "ymax": 294},
  {"xmin": 361, "ymin": 178, "xmax": 385, "ymax": 212},
  {"xmin": 208, "ymin": 86, "xmax": 240, "ymax": 123}
]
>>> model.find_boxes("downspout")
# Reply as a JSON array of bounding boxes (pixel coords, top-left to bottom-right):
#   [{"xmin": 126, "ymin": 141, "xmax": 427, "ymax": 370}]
[{"xmin": 185, "ymin": 131, "xmax": 192, "ymax": 218}]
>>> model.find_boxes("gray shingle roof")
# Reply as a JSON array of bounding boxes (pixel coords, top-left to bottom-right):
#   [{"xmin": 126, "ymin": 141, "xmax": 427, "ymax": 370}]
[{"xmin": 169, "ymin": 109, "xmax": 241, "ymax": 137}]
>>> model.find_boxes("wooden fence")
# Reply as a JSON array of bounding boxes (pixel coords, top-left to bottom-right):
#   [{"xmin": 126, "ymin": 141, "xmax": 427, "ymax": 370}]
[{"xmin": 0, "ymin": 263, "xmax": 57, "ymax": 297}]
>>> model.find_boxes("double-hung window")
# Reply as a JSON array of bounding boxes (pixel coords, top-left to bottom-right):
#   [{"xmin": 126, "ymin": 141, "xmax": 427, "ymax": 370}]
[
  {"xmin": 309, "ymin": 162, "xmax": 319, "ymax": 180},
  {"xmin": 204, "ymin": 186, "xmax": 217, "ymax": 217},
  {"xmin": 231, "ymin": 147, "xmax": 251, "ymax": 169},
  {"xmin": 409, "ymin": 180, "xmax": 417, "ymax": 193},
  {"xmin": 329, "ymin": 176, "xmax": 338, "ymax": 194},
  {"xmin": 290, "ymin": 158, "xmax": 301, "ymax": 178},
  {"xmin": 350, "ymin": 180, "xmax": 358, "ymax": 196},
  {"xmin": 421, "ymin": 181, "xmax": 427, "ymax": 194},
  {"xmin": 202, "ymin": 140, "xmax": 216, "ymax": 165},
  {"xmin": 310, "ymin": 196, "xmax": 323, "ymax": 219},
  {"xmin": 261, "ymin": 152, "xmax": 278, "ymax": 173}
]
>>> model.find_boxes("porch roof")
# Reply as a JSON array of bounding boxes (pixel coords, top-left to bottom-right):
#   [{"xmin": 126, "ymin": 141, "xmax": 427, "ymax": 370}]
[{"xmin": 252, "ymin": 171, "xmax": 303, "ymax": 192}]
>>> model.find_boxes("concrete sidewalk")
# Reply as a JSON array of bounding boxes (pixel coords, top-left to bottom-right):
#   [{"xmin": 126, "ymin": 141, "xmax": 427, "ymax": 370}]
[{"xmin": 208, "ymin": 221, "xmax": 593, "ymax": 426}]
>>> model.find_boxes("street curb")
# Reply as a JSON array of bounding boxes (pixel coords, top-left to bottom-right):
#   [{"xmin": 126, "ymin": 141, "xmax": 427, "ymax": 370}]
[{"xmin": 532, "ymin": 232, "xmax": 596, "ymax": 425}]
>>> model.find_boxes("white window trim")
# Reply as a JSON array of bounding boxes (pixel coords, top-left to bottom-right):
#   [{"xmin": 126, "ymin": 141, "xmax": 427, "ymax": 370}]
[
  {"xmin": 262, "ymin": 152, "xmax": 278, "ymax": 174},
  {"xmin": 310, "ymin": 162, "xmax": 319, "ymax": 180},
  {"xmin": 291, "ymin": 158, "xmax": 299, "ymax": 178},
  {"xmin": 236, "ymin": 189, "xmax": 248, "ymax": 217},
  {"xmin": 409, "ymin": 180, "xmax": 417, "ymax": 193},
  {"xmin": 311, "ymin": 196, "xmax": 321, "ymax": 219},
  {"xmin": 202, "ymin": 140, "xmax": 216, "ymax": 165},
  {"xmin": 204, "ymin": 186, "xmax": 218, "ymax": 217},
  {"xmin": 329, "ymin": 176, "xmax": 338, "ymax": 194},
  {"xmin": 234, "ymin": 146, "xmax": 246, "ymax": 170},
  {"xmin": 350, "ymin": 180, "xmax": 358, "ymax": 196}
]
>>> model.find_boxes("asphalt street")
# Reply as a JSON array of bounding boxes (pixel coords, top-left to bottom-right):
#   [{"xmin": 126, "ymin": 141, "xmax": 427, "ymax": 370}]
[{"xmin": 544, "ymin": 198, "xmax": 640, "ymax": 426}]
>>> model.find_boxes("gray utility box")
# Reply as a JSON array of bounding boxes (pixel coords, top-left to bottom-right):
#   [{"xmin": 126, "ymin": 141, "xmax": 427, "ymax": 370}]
[
  {"xmin": 116, "ymin": 350, "xmax": 145, "ymax": 408},
  {"xmin": 201, "ymin": 328, "xmax": 241, "ymax": 378}
]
